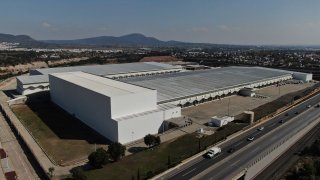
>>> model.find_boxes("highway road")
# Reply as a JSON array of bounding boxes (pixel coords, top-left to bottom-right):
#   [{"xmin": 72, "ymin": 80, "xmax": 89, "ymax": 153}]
[
  {"xmin": 163, "ymin": 93, "xmax": 320, "ymax": 180},
  {"xmin": 255, "ymin": 122, "xmax": 320, "ymax": 180},
  {"xmin": 0, "ymin": 113, "xmax": 41, "ymax": 179}
]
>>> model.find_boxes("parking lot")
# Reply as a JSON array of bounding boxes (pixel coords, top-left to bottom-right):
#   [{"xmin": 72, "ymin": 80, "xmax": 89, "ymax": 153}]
[{"xmin": 181, "ymin": 82, "xmax": 314, "ymax": 126}]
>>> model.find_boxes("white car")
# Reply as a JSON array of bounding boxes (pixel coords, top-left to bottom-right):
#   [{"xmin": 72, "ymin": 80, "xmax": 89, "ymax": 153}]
[
  {"xmin": 258, "ymin": 127, "xmax": 264, "ymax": 131},
  {"xmin": 205, "ymin": 147, "xmax": 221, "ymax": 158},
  {"xmin": 206, "ymin": 150, "xmax": 216, "ymax": 158},
  {"xmin": 307, "ymin": 105, "xmax": 311, "ymax": 108},
  {"xmin": 247, "ymin": 136, "xmax": 255, "ymax": 141}
]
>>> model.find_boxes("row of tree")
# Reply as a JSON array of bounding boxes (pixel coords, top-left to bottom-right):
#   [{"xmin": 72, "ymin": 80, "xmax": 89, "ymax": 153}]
[
  {"xmin": 88, "ymin": 142, "xmax": 126, "ymax": 169},
  {"xmin": 70, "ymin": 134, "xmax": 161, "ymax": 179}
]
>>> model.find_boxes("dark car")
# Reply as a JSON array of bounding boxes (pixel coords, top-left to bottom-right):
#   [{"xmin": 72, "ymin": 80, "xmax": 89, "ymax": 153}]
[
  {"xmin": 285, "ymin": 113, "xmax": 289, "ymax": 116},
  {"xmin": 295, "ymin": 111, "xmax": 299, "ymax": 115},
  {"xmin": 279, "ymin": 119, "xmax": 284, "ymax": 123},
  {"xmin": 228, "ymin": 147, "xmax": 235, "ymax": 153}
]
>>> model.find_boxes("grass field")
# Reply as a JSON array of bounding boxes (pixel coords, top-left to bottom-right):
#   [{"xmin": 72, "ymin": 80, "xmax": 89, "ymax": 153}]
[
  {"xmin": 84, "ymin": 122, "xmax": 247, "ymax": 180},
  {"xmin": 85, "ymin": 134, "xmax": 198, "ymax": 180},
  {"xmin": 11, "ymin": 101, "xmax": 109, "ymax": 165}
]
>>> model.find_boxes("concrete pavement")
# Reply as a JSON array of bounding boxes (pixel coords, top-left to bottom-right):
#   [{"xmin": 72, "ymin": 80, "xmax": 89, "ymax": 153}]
[
  {"xmin": 0, "ymin": 91, "xmax": 84, "ymax": 178},
  {"xmin": 0, "ymin": 113, "xmax": 39, "ymax": 180},
  {"xmin": 155, "ymin": 92, "xmax": 320, "ymax": 180}
]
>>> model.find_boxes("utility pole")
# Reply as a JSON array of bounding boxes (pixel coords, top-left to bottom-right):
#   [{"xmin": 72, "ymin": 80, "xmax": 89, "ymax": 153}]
[{"xmin": 227, "ymin": 98, "xmax": 231, "ymax": 116}]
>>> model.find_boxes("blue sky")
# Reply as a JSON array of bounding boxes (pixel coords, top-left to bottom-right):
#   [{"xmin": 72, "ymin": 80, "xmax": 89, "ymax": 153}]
[{"xmin": 1, "ymin": 0, "xmax": 320, "ymax": 45}]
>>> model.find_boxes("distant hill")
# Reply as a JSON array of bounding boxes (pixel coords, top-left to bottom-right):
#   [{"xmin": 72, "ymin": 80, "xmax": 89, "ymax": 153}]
[
  {"xmin": 0, "ymin": 32, "xmax": 258, "ymax": 48},
  {"xmin": 44, "ymin": 33, "xmax": 189, "ymax": 47},
  {"xmin": 0, "ymin": 33, "xmax": 48, "ymax": 47}
]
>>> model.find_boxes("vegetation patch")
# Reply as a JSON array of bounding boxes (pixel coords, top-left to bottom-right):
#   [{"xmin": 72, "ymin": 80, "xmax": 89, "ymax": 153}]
[
  {"xmin": 11, "ymin": 101, "xmax": 109, "ymax": 165},
  {"xmin": 84, "ymin": 122, "xmax": 247, "ymax": 180},
  {"xmin": 283, "ymin": 138, "xmax": 320, "ymax": 180},
  {"xmin": 252, "ymin": 82, "xmax": 320, "ymax": 121}
]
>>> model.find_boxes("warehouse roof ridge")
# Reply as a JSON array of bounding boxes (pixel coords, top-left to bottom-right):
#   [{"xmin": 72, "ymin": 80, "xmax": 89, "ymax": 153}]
[{"xmin": 50, "ymin": 71, "xmax": 154, "ymax": 97}]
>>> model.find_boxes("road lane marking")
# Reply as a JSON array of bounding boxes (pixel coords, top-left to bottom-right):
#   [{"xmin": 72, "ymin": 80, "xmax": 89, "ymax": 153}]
[
  {"xmin": 168, "ymin": 157, "xmax": 203, "ymax": 178},
  {"xmin": 182, "ymin": 168, "xmax": 197, "ymax": 176},
  {"xmin": 230, "ymin": 160, "xmax": 240, "ymax": 167},
  {"xmin": 268, "ymin": 123, "xmax": 277, "ymax": 128},
  {"xmin": 233, "ymin": 141, "xmax": 243, "ymax": 147}
]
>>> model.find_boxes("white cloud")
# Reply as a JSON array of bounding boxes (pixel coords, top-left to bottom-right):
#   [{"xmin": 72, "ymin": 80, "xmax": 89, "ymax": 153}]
[
  {"xmin": 41, "ymin": 22, "xmax": 52, "ymax": 28},
  {"xmin": 217, "ymin": 25, "xmax": 230, "ymax": 31},
  {"xmin": 98, "ymin": 27, "xmax": 109, "ymax": 31},
  {"xmin": 190, "ymin": 27, "xmax": 209, "ymax": 33},
  {"xmin": 305, "ymin": 21, "xmax": 320, "ymax": 28}
]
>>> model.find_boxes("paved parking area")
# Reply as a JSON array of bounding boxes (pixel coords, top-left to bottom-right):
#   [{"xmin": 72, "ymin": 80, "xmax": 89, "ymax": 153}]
[{"xmin": 182, "ymin": 83, "xmax": 314, "ymax": 125}]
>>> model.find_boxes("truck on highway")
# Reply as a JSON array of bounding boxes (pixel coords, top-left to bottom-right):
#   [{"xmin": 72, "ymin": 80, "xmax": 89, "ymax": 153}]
[{"xmin": 206, "ymin": 146, "xmax": 221, "ymax": 158}]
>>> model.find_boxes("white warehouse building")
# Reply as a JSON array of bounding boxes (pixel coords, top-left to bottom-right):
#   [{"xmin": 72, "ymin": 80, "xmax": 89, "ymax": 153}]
[
  {"xmin": 17, "ymin": 62, "xmax": 183, "ymax": 95},
  {"xmin": 49, "ymin": 71, "xmax": 180, "ymax": 144},
  {"xmin": 14, "ymin": 62, "xmax": 313, "ymax": 144}
]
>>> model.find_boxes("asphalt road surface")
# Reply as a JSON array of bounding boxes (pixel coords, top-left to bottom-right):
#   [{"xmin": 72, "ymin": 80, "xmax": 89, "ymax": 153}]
[
  {"xmin": 164, "ymin": 93, "xmax": 320, "ymax": 180},
  {"xmin": 0, "ymin": 113, "xmax": 40, "ymax": 179},
  {"xmin": 255, "ymin": 122, "xmax": 320, "ymax": 180}
]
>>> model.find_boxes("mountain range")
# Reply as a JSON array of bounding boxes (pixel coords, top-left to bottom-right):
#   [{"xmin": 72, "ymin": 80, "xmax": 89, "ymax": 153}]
[
  {"xmin": 0, "ymin": 33, "xmax": 236, "ymax": 48},
  {"xmin": 0, "ymin": 33, "xmax": 193, "ymax": 47},
  {"xmin": 0, "ymin": 33, "xmax": 47, "ymax": 47},
  {"xmin": 1, "ymin": 33, "xmax": 319, "ymax": 49},
  {"xmin": 44, "ymin": 33, "xmax": 188, "ymax": 47}
]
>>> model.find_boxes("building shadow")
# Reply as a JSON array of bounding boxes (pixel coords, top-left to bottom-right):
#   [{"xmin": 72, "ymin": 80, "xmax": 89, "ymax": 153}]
[
  {"xmin": 24, "ymin": 93, "xmax": 110, "ymax": 145},
  {"xmin": 127, "ymin": 146, "xmax": 147, "ymax": 153}
]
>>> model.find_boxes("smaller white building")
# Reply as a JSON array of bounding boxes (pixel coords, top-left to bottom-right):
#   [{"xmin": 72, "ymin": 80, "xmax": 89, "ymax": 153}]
[
  {"xmin": 16, "ymin": 75, "xmax": 49, "ymax": 95},
  {"xmin": 210, "ymin": 116, "xmax": 234, "ymax": 127},
  {"xmin": 238, "ymin": 88, "xmax": 256, "ymax": 97},
  {"xmin": 292, "ymin": 72, "xmax": 313, "ymax": 82}
]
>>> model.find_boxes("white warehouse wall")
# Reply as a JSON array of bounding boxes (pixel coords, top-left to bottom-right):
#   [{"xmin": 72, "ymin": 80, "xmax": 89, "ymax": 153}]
[
  {"xmin": 162, "ymin": 106, "xmax": 181, "ymax": 120},
  {"xmin": 293, "ymin": 72, "xmax": 313, "ymax": 82},
  {"xmin": 49, "ymin": 74, "xmax": 119, "ymax": 142},
  {"xmin": 116, "ymin": 111, "xmax": 164, "ymax": 144},
  {"xmin": 111, "ymin": 90, "xmax": 157, "ymax": 118}
]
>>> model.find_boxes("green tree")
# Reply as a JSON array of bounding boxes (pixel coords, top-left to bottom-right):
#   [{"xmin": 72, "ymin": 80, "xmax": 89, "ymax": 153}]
[
  {"xmin": 108, "ymin": 142, "xmax": 126, "ymax": 161},
  {"xmin": 70, "ymin": 167, "xmax": 87, "ymax": 180},
  {"xmin": 304, "ymin": 162, "xmax": 315, "ymax": 177},
  {"xmin": 144, "ymin": 134, "xmax": 155, "ymax": 147},
  {"xmin": 88, "ymin": 148, "xmax": 109, "ymax": 168},
  {"xmin": 144, "ymin": 134, "xmax": 161, "ymax": 147}
]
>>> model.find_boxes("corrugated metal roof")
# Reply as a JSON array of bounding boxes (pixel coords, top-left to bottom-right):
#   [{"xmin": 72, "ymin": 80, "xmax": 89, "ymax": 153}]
[
  {"xmin": 50, "ymin": 72, "xmax": 153, "ymax": 97},
  {"xmin": 33, "ymin": 62, "xmax": 179, "ymax": 76},
  {"xmin": 19, "ymin": 62, "xmax": 180, "ymax": 85},
  {"xmin": 123, "ymin": 66, "xmax": 292, "ymax": 103}
]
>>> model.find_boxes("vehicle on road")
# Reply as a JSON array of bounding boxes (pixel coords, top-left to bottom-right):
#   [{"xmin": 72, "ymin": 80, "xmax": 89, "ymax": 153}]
[
  {"xmin": 247, "ymin": 136, "xmax": 255, "ymax": 141},
  {"xmin": 316, "ymin": 104, "xmax": 320, "ymax": 108},
  {"xmin": 307, "ymin": 105, "xmax": 311, "ymax": 108},
  {"xmin": 285, "ymin": 113, "xmax": 289, "ymax": 116},
  {"xmin": 295, "ymin": 111, "xmax": 299, "ymax": 115},
  {"xmin": 279, "ymin": 119, "xmax": 284, "ymax": 123},
  {"xmin": 258, "ymin": 126, "xmax": 264, "ymax": 131},
  {"xmin": 228, "ymin": 147, "xmax": 235, "ymax": 153},
  {"xmin": 206, "ymin": 147, "xmax": 221, "ymax": 158}
]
